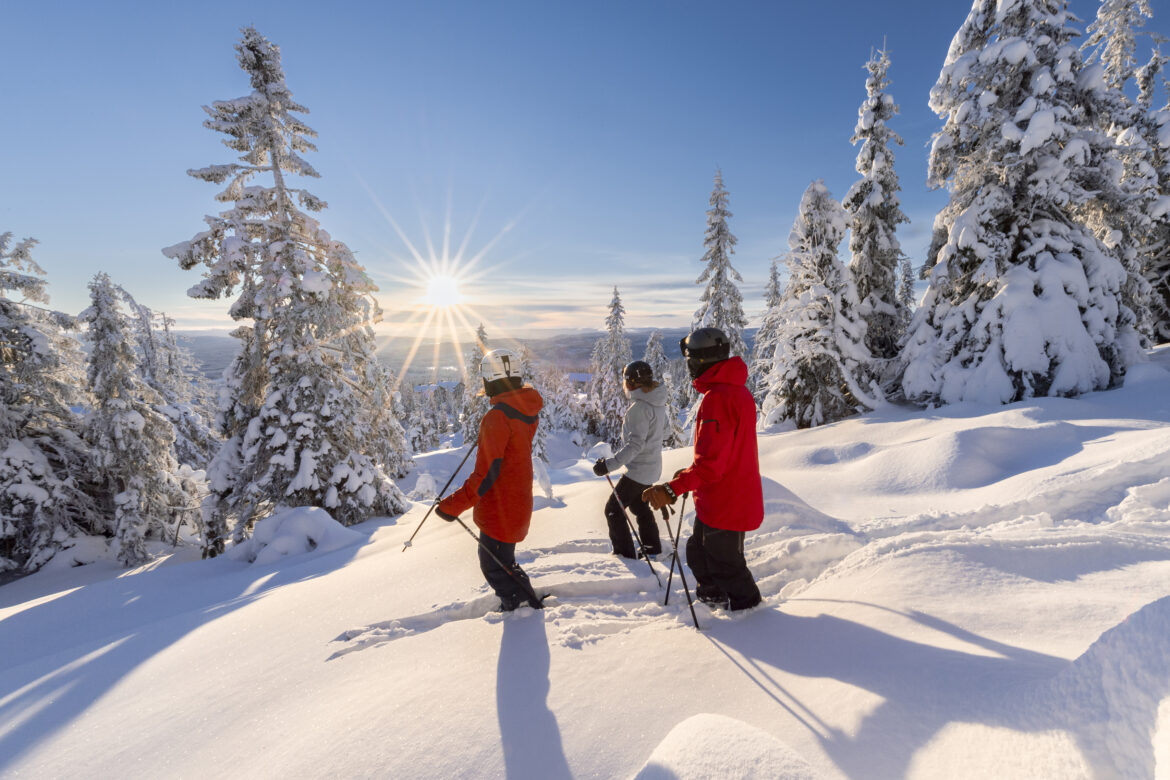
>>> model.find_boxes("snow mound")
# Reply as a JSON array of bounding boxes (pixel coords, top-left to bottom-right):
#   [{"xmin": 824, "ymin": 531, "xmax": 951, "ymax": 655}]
[
  {"xmin": 587, "ymin": 441, "xmax": 614, "ymax": 461},
  {"xmin": 634, "ymin": 713, "xmax": 822, "ymax": 780},
  {"xmin": 408, "ymin": 471, "xmax": 439, "ymax": 501},
  {"xmin": 39, "ymin": 535, "xmax": 111, "ymax": 571},
  {"xmin": 228, "ymin": 506, "xmax": 363, "ymax": 565},
  {"xmin": 1040, "ymin": 595, "xmax": 1170, "ymax": 779}
]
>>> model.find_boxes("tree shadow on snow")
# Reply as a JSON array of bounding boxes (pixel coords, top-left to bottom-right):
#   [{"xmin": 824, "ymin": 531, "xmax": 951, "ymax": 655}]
[
  {"xmin": 496, "ymin": 614, "xmax": 572, "ymax": 779},
  {"xmin": 0, "ymin": 541, "xmax": 368, "ymax": 769},
  {"xmin": 705, "ymin": 599, "xmax": 1075, "ymax": 778}
]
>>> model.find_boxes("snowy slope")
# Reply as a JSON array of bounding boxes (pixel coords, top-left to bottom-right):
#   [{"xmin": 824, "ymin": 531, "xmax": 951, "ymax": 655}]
[{"xmin": 3, "ymin": 359, "xmax": 1170, "ymax": 778}]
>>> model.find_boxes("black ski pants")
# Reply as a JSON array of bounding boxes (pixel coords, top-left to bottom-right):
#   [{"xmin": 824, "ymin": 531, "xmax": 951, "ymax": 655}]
[
  {"xmin": 685, "ymin": 517, "xmax": 761, "ymax": 611},
  {"xmin": 604, "ymin": 475, "xmax": 662, "ymax": 558},
  {"xmin": 477, "ymin": 531, "xmax": 539, "ymax": 610}
]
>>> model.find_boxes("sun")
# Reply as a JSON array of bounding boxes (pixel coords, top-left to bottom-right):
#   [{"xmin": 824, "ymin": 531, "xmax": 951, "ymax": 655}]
[{"xmin": 422, "ymin": 274, "xmax": 463, "ymax": 307}]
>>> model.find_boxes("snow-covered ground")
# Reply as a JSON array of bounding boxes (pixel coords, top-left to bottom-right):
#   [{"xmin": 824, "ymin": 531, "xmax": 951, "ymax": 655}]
[{"xmin": 4, "ymin": 356, "xmax": 1170, "ymax": 779}]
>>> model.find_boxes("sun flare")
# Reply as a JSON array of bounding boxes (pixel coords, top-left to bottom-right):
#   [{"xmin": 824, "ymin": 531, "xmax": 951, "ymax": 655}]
[{"xmin": 423, "ymin": 275, "xmax": 464, "ymax": 308}]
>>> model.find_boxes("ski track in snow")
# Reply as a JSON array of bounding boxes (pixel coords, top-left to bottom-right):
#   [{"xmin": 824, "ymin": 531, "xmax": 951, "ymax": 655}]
[{"xmin": 332, "ymin": 465, "xmax": 1170, "ymax": 662}]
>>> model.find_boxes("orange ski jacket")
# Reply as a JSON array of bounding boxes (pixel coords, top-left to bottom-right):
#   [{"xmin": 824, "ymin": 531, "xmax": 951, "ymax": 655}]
[{"xmin": 438, "ymin": 386, "xmax": 543, "ymax": 543}]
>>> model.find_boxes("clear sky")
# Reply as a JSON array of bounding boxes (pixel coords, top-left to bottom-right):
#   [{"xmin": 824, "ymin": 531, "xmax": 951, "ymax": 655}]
[{"xmin": 4, "ymin": 0, "xmax": 1167, "ymax": 342}]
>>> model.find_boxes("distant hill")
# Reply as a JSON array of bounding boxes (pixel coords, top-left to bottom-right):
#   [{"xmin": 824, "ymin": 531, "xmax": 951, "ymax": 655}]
[
  {"xmin": 177, "ymin": 332, "xmax": 240, "ymax": 379},
  {"xmin": 178, "ymin": 328, "xmax": 759, "ymax": 382}
]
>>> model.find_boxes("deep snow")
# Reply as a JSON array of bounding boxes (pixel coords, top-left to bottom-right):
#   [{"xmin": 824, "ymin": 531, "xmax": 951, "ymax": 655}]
[{"xmin": 3, "ymin": 355, "xmax": 1170, "ymax": 778}]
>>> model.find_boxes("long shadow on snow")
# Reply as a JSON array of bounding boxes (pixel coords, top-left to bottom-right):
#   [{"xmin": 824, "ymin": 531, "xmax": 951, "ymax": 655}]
[
  {"xmin": 0, "ymin": 536, "xmax": 371, "ymax": 769},
  {"xmin": 496, "ymin": 614, "xmax": 572, "ymax": 779},
  {"xmin": 706, "ymin": 599, "xmax": 1066, "ymax": 779}
]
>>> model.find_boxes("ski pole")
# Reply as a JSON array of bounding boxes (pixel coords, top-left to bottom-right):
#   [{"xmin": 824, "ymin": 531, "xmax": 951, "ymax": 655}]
[
  {"xmin": 604, "ymin": 473, "xmax": 662, "ymax": 588},
  {"xmin": 664, "ymin": 494, "xmax": 700, "ymax": 630},
  {"xmin": 453, "ymin": 517, "xmax": 544, "ymax": 608},
  {"xmin": 402, "ymin": 437, "xmax": 478, "ymax": 552},
  {"xmin": 661, "ymin": 505, "xmax": 678, "ymax": 601}
]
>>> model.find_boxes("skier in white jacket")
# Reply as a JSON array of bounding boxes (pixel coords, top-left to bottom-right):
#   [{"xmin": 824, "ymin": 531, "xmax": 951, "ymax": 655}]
[{"xmin": 593, "ymin": 360, "xmax": 668, "ymax": 559}]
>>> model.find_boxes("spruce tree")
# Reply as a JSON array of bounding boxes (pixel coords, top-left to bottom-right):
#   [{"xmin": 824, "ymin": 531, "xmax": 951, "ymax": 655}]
[
  {"xmin": 163, "ymin": 27, "xmax": 405, "ymax": 554},
  {"xmin": 843, "ymin": 47, "xmax": 911, "ymax": 364},
  {"xmin": 365, "ymin": 362, "xmax": 413, "ymax": 477},
  {"xmin": 693, "ymin": 170, "xmax": 749, "ymax": 363},
  {"xmin": 0, "ymin": 233, "xmax": 98, "ymax": 572},
  {"xmin": 1085, "ymin": 0, "xmax": 1154, "ymax": 88},
  {"xmin": 459, "ymin": 323, "xmax": 490, "ymax": 444},
  {"xmin": 1078, "ymin": 0, "xmax": 1160, "ymax": 342},
  {"xmin": 536, "ymin": 362, "xmax": 584, "ymax": 436},
  {"xmin": 514, "ymin": 346, "xmax": 547, "ymax": 459},
  {"xmin": 903, "ymin": 0, "xmax": 1140, "ymax": 406},
  {"xmin": 762, "ymin": 181, "xmax": 875, "ymax": 429},
  {"xmin": 82, "ymin": 274, "xmax": 195, "ymax": 567},
  {"xmin": 897, "ymin": 256, "xmax": 917, "ymax": 332},
  {"xmin": 120, "ymin": 291, "xmax": 218, "ymax": 471},
  {"xmin": 749, "ymin": 260, "xmax": 784, "ymax": 404},
  {"xmin": 589, "ymin": 287, "xmax": 632, "ymax": 448}
]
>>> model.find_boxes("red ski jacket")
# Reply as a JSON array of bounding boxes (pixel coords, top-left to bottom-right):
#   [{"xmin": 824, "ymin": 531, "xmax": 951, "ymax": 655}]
[
  {"xmin": 667, "ymin": 357, "xmax": 763, "ymax": 532},
  {"xmin": 438, "ymin": 386, "xmax": 543, "ymax": 544}
]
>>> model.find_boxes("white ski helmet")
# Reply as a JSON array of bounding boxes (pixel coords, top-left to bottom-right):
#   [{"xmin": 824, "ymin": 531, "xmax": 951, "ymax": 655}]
[{"xmin": 480, "ymin": 348, "xmax": 520, "ymax": 383}]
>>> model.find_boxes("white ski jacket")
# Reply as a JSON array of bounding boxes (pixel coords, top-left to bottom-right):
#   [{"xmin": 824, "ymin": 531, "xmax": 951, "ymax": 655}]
[{"xmin": 604, "ymin": 384, "xmax": 668, "ymax": 485}]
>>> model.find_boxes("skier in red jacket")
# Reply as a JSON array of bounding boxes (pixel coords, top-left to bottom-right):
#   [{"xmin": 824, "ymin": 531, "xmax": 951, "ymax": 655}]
[
  {"xmin": 643, "ymin": 327, "xmax": 763, "ymax": 611},
  {"xmin": 437, "ymin": 348, "xmax": 545, "ymax": 611}
]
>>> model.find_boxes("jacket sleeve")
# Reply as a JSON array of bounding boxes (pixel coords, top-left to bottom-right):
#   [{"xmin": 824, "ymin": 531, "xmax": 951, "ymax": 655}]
[
  {"xmin": 668, "ymin": 392, "xmax": 732, "ymax": 496},
  {"xmin": 438, "ymin": 409, "xmax": 509, "ymax": 517},
  {"xmin": 605, "ymin": 402, "xmax": 650, "ymax": 472}
]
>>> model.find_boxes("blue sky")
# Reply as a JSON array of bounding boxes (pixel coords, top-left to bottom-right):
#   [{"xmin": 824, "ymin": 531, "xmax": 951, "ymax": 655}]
[{"xmin": 3, "ymin": 0, "xmax": 1166, "ymax": 340}]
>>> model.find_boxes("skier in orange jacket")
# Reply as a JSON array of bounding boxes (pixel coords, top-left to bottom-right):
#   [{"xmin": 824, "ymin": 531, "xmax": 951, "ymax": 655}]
[{"xmin": 437, "ymin": 348, "xmax": 545, "ymax": 611}]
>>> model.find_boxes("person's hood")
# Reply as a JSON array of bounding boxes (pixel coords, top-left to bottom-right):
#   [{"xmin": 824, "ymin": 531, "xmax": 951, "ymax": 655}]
[
  {"xmin": 630, "ymin": 383, "xmax": 668, "ymax": 407},
  {"xmin": 693, "ymin": 356, "xmax": 749, "ymax": 393},
  {"xmin": 490, "ymin": 385, "xmax": 544, "ymax": 416}
]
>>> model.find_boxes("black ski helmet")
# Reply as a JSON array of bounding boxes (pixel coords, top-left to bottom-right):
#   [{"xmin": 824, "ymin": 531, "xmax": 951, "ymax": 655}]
[
  {"xmin": 622, "ymin": 360, "xmax": 653, "ymax": 385},
  {"xmin": 680, "ymin": 327, "xmax": 731, "ymax": 379}
]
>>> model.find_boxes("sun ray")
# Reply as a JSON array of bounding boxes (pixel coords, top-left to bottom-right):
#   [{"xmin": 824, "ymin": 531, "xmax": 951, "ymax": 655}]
[
  {"xmin": 390, "ymin": 306, "xmax": 441, "ymax": 393},
  {"xmin": 452, "ymin": 195, "xmax": 487, "ymax": 270},
  {"xmin": 443, "ymin": 306, "xmax": 471, "ymax": 392}
]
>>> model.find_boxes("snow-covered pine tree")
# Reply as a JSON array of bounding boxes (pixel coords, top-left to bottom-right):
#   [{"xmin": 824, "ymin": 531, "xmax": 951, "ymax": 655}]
[
  {"xmin": 902, "ymin": 0, "xmax": 1141, "ymax": 406},
  {"xmin": 843, "ymin": 47, "xmax": 911, "ymax": 365},
  {"xmin": 459, "ymin": 323, "xmax": 490, "ymax": 445},
  {"xmin": 536, "ymin": 361, "xmax": 583, "ymax": 436},
  {"xmin": 762, "ymin": 181, "xmax": 876, "ymax": 429},
  {"xmin": 1085, "ymin": 0, "xmax": 1154, "ymax": 88},
  {"xmin": 693, "ymin": 170, "xmax": 749, "ymax": 365},
  {"xmin": 0, "ymin": 233, "xmax": 98, "ymax": 572},
  {"xmin": 1076, "ymin": 0, "xmax": 1160, "ymax": 343},
  {"xmin": 589, "ymin": 287, "xmax": 632, "ymax": 448},
  {"xmin": 643, "ymin": 329, "xmax": 686, "ymax": 447},
  {"xmin": 1141, "ymin": 100, "xmax": 1170, "ymax": 339},
  {"xmin": 897, "ymin": 256, "xmax": 917, "ymax": 332},
  {"xmin": 749, "ymin": 260, "xmax": 784, "ymax": 404},
  {"xmin": 364, "ymin": 363, "xmax": 415, "ymax": 475},
  {"xmin": 163, "ymin": 27, "xmax": 405, "ymax": 553},
  {"xmin": 430, "ymin": 384, "xmax": 457, "ymax": 437},
  {"xmin": 517, "ymin": 345, "xmax": 549, "ymax": 463},
  {"xmin": 155, "ymin": 312, "xmax": 219, "ymax": 470},
  {"xmin": 119, "ymin": 291, "xmax": 218, "ymax": 471},
  {"xmin": 82, "ymin": 274, "xmax": 195, "ymax": 567},
  {"xmin": 517, "ymin": 345, "xmax": 554, "ymax": 499},
  {"xmin": 1088, "ymin": 1, "xmax": 1170, "ymax": 343}
]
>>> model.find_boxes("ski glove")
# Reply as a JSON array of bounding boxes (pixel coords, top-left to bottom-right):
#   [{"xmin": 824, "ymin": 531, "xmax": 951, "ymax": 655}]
[
  {"xmin": 436, "ymin": 506, "xmax": 458, "ymax": 522},
  {"xmin": 592, "ymin": 458, "xmax": 609, "ymax": 476},
  {"xmin": 642, "ymin": 483, "xmax": 677, "ymax": 510}
]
